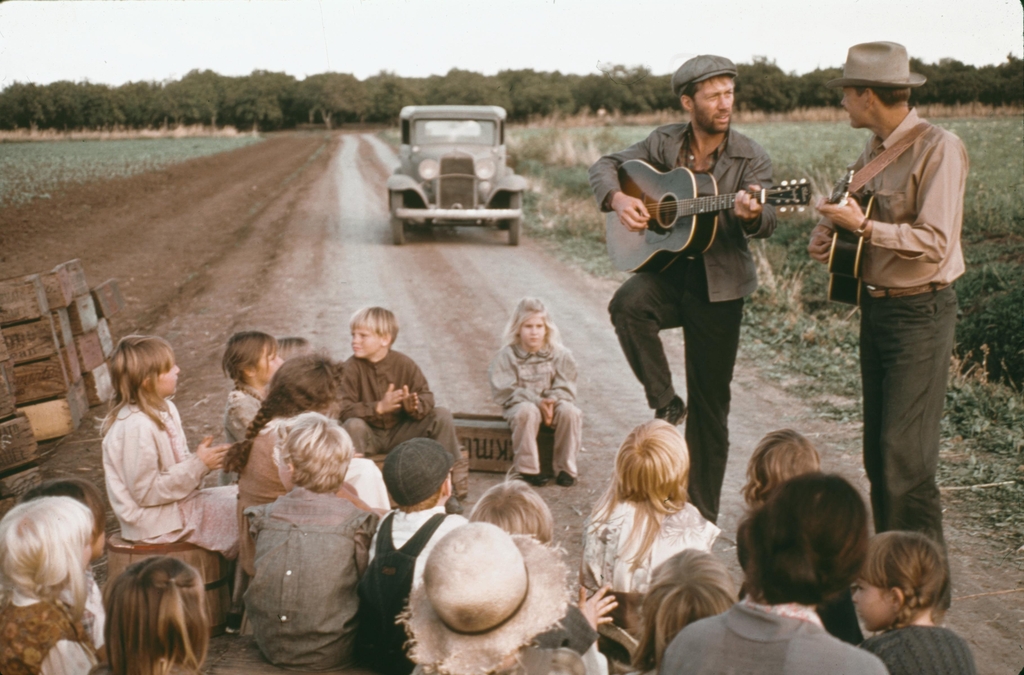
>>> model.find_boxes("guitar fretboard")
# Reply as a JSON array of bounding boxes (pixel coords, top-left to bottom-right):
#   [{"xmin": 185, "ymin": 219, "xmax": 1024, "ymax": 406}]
[{"xmin": 677, "ymin": 193, "xmax": 737, "ymax": 217}]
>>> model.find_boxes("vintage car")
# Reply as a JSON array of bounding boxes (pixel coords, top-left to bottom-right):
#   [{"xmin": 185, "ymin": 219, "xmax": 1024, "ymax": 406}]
[{"xmin": 387, "ymin": 105, "xmax": 527, "ymax": 245}]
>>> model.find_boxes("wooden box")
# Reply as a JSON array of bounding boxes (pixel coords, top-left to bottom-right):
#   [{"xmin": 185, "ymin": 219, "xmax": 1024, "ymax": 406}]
[
  {"xmin": 62, "ymin": 346, "xmax": 82, "ymax": 384},
  {"xmin": 84, "ymin": 363, "xmax": 113, "ymax": 407},
  {"xmin": 67, "ymin": 294, "xmax": 99, "ymax": 336},
  {"xmin": 0, "ymin": 360, "xmax": 16, "ymax": 421},
  {"xmin": 453, "ymin": 413, "xmax": 553, "ymax": 474},
  {"xmin": 96, "ymin": 318, "xmax": 114, "ymax": 357},
  {"xmin": 0, "ymin": 331, "xmax": 8, "ymax": 363},
  {"xmin": 40, "ymin": 267, "xmax": 74, "ymax": 310},
  {"xmin": 62, "ymin": 259, "xmax": 90, "ymax": 299},
  {"xmin": 91, "ymin": 279, "xmax": 125, "ymax": 319},
  {"xmin": 0, "ymin": 466, "xmax": 42, "ymax": 501},
  {"xmin": 1, "ymin": 318, "xmax": 60, "ymax": 364},
  {"xmin": 75, "ymin": 331, "xmax": 106, "ymax": 372},
  {"xmin": 0, "ymin": 415, "xmax": 39, "ymax": 474},
  {"xmin": 13, "ymin": 354, "xmax": 69, "ymax": 404},
  {"xmin": 19, "ymin": 380, "xmax": 87, "ymax": 441},
  {"xmin": 51, "ymin": 308, "xmax": 74, "ymax": 348},
  {"xmin": 0, "ymin": 275, "xmax": 49, "ymax": 326}
]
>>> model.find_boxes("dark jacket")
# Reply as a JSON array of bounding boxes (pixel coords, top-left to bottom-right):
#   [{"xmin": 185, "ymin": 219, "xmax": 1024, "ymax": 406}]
[{"xmin": 589, "ymin": 123, "xmax": 777, "ymax": 302}]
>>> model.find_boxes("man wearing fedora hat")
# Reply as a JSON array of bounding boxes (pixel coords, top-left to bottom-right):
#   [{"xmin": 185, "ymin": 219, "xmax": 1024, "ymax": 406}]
[
  {"xmin": 810, "ymin": 41, "xmax": 968, "ymax": 554},
  {"xmin": 589, "ymin": 54, "xmax": 777, "ymax": 524}
]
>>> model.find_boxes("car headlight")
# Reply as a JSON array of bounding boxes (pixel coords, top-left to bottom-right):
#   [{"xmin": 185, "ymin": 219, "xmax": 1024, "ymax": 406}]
[
  {"xmin": 474, "ymin": 159, "xmax": 496, "ymax": 180},
  {"xmin": 418, "ymin": 159, "xmax": 439, "ymax": 181}
]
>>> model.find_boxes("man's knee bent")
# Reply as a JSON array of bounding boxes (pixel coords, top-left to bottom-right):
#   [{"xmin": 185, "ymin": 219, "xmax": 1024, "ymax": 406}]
[{"xmin": 510, "ymin": 403, "xmax": 542, "ymax": 425}]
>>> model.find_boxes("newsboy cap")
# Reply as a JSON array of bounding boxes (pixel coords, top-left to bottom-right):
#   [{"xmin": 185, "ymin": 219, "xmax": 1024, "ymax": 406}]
[
  {"xmin": 827, "ymin": 42, "xmax": 926, "ymax": 88},
  {"xmin": 671, "ymin": 55, "xmax": 737, "ymax": 97},
  {"xmin": 383, "ymin": 437, "xmax": 454, "ymax": 507}
]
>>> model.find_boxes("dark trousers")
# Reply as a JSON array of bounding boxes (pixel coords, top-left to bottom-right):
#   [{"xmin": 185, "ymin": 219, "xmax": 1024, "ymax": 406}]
[
  {"xmin": 608, "ymin": 258, "xmax": 744, "ymax": 523},
  {"xmin": 860, "ymin": 287, "xmax": 957, "ymax": 547}
]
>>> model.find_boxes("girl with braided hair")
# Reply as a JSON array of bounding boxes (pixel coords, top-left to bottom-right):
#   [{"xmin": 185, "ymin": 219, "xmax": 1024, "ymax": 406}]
[{"xmin": 229, "ymin": 355, "xmax": 387, "ymax": 576}]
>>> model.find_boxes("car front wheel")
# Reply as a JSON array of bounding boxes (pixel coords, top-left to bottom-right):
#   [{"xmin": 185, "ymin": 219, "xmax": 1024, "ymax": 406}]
[
  {"xmin": 389, "ymin": 192, "xmax": 405, "ymax": 246},
  {"xmin": 506, "ymin": 192, "xmax": 521, "ymax": 246}
]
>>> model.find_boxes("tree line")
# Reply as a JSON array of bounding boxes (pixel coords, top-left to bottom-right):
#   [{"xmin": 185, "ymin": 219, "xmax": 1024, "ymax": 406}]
[{"xmin": 1, "ymin": 56, "xmax": 1020, "ymax": 131}]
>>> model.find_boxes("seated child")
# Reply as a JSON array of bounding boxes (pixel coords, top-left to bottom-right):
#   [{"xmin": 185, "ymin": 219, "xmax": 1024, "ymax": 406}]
[
  {"xmin": 94, "ymin": 556, "xmax": 208, "ymax": 675},
  {"xmin": 339, "ymin": 307, "xmax": 466, "ymax": 512},
  {"xmin": 403, "ymin": 523, "xmax": 582, "ymax": 675},
  {"xmin": 631, "ymin": 550, "xmax": 736, "ymax": 675},
  {"xmin": 357, "ymin": 438, "xmax": 468, "ymax": 675},
  {"xmin": 223, "ymin": 354, "xmax": 387, "ymax": 576},
  {"xmin": 222, "ymin": 331, "xmax": 283, "ymax": 445},
  {"xmin": 470, "ymin": 478, "xmax": 614, "ymax": 672},
  {"xmin": 853, "ymin": 531, "xmax": 976, "ymax": 675},
  {"xmin": 0, "ymin": 496, "xmax": 98, "ymax": 675},
  {"xmin": 582, "ymin": 421, "xmax": 720, "ymax": 604},
  {"xmin": 276, "ymin": 336, "xmax": 313, "ymax": 360},
  {"xmin": 245, "ymin": 412, "xmax": 379, "ymax": 670},
  {"xmin": 489, "ymin": 297, "xmax": 582, "ymax": 487},
  {"xmin": 102, "ymin": 336, "xmax": 237, "ymax": 556},
  {"xmin": 20, "ymin": 478, "xmax": 107, "ymax": 652}
]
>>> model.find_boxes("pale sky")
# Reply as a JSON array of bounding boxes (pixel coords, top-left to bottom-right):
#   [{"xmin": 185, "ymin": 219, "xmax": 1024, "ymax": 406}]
[{"xmin": 0, "ymin": 0, "xmax": 1021, "ymax": 88}]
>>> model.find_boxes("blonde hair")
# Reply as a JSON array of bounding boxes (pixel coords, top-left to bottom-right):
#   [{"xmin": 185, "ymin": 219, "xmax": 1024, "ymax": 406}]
[
  {"xmin": 501, "ymin": 297, "xmax": 563, "ymax": 351},
  {"xmin": 350, "ymin": 307, "xmax": 399, "ymax": 343},
  {"xmin": 275, "ymin": 412, "xmax": 354, "ymax": 494},
  {"xmin": 633, "ymin": 550, "xmax": 737, "ymax": 671},
  {"xmin": 591, "ymin": 420, "xmax": 690, "ymax": 571},
  {"xmin": 469, "ymin": 477, "xmax": 554, "ymax": 544},
  {"xmin": 741, "ymin": 429, "xmax": 820, "ymax": 509},
  {"xmin": 276, "ymin": 336, "xmax": 313, "ymax": 360},
  {"xmin": 103, "ymin": 556, "xmax": 208, "ymax": 675},
  {"xmin": 104, "ymin": 335, "xmax": 176, "ymax": 434},
  {"xmin": 860, "ymin": 531, "xmax": 949, "ymax": 629},
  {"xmin": 0, "ymin": 496, "xmax": 94, "ymax": 619},
  {"xmin": 222, "ymin": 331, "xmax": 277, "ymax": 387}
]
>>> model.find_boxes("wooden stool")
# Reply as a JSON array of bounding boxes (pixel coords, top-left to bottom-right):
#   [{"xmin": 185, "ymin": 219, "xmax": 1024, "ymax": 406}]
[{"xmin": 105, "ymin": 533, "xmax": 231, "ymax": 636}]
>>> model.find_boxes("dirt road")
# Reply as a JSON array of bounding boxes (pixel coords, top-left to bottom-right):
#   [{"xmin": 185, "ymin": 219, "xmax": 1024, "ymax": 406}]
[{"xmin": 3, "ymin": 132, "xmax": 1020, "ymax": 672}]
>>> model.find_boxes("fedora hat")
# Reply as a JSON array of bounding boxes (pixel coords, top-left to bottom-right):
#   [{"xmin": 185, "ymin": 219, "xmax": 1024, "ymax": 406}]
[
  {"xmin": 403, "ymin": 523, "xmax": 569, "ymax": 675},
  {"xmin": 827, "ymin": 42, "xmax": 926, "ymax": 88}
]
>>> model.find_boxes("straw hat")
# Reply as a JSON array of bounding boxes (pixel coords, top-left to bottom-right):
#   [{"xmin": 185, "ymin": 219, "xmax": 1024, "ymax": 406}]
[
  {"xmin": 404, "ymin": 523, "xmax": 569, "ymax": 675},
  {"xmin": 827, "ymin": 42, "xmax": 926, "ymax": 88}
]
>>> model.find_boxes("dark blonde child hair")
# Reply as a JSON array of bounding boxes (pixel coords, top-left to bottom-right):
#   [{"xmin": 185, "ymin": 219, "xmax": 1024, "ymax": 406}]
[
  {"xmin": 741, "ymin": 429, "xmax": 820, "ymax": 509},
  {"xmin": 223, "ymin": 354, "xmax": 343, "ymax": 474},
  {"xmin": 20, "ymin": 477, "xmax": 106, "ymax": 546},
  {"xmin": 276, "ymin": 336, "xmax": 313, "ymax": 361},
  {"xmin": 222, "ymin": 331, "xmax": 278, "ymax": 388},
  {"xmin": 276, "ymin": 412, "xmax": 355, "ymax": 494},
  {"xmin": 469, "ymin": 477, "xmax": 554, "ymax": 544},
  {"xmin": 859, "ymin": 531, "xmax": 949, "ymax": 629},
  {"xmin": 632, "ymin": 550, "xmax": 737, "ymax": 672},
  {"xmin": 500, "ymin": 297, "xmax": 563, "ymax": 350},
  {"xmin": 591, "ymin": 420, "xmax": 690, "ymax": 572},
  {"xmin": 103, "ymin": 335, "xmax": 175, "ymax": 433},
  {"xmin": 350, "ymin": 307, "xmax": 399, "ymax": 343},
  {"xmin": 103, "ymin": 556, "xmax": 209, "ymax": 675}
]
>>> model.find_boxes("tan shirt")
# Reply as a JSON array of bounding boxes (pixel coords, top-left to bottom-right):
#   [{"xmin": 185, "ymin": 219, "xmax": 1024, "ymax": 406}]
[{"xmin": 853, "ymin": 109, "xmax": 968, "ymax": 288}]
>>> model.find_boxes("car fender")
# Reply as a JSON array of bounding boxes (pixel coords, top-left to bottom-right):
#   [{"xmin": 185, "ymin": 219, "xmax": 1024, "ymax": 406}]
[
  {"xmin": 492, "ymin": 174, "xmax": 528, "ymax": 193},
  {"xmin": 387, "ymin": 175, "xmax": 428, "ymax": 208}
]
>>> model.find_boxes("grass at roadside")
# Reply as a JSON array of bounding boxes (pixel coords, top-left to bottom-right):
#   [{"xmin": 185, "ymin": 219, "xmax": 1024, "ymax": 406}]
[{"xmin": 506, "ymin": 118, "xmax": 1024, "ymax": 550}]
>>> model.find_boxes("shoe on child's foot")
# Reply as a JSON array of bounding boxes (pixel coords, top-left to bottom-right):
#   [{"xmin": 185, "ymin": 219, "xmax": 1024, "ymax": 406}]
[
  {"xmin": 555, "ymin": 471, "xmax": 576, "ymax": 487},
  {"xmin": 225, "ymin": 611, "xmax": 243, "ymax": 634},
  {"xmin": 518, "ymin": 472, "xmax": 550, "ymax": 487},
  {"xmin": 444, "ymin": 496, "xmax": 464, "ymax": 515},
  {"xmin": 654, "ymin": 395, "xmax": 687, "ymax": 426}
]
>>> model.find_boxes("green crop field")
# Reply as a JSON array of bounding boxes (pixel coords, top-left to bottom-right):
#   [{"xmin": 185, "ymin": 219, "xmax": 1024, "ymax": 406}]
[{"xmin": 0, "ymin": 136, "xmax": 263, "ymax": 207}]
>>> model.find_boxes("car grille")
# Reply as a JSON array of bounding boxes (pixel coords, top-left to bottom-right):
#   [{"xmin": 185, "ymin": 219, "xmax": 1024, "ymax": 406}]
[{"xmin": 438, "ymin": 156, "xmax": 476, "ymax": 209}]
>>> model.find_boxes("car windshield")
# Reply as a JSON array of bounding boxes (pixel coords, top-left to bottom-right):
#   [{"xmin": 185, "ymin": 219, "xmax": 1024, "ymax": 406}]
[{"xmin": 413, "ymin": 119, "xmax": 496, "ymax": 145}]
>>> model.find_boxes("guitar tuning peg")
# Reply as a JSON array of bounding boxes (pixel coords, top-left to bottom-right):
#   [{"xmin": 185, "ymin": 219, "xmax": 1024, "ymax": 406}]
[
  {"xmin": 800, "ymin": 178, "xmax": 807, "ymax": 183},
  {"xmin": 798, "ymin": 207, "xmax": 806, "ymax": 212},
  {"xmin": 779, "ymin": 206, "xmax": 788, "ymax": 213},
  {"xmin": 781, "ymin": 180, "xmax": 789, "ymax": 186}
]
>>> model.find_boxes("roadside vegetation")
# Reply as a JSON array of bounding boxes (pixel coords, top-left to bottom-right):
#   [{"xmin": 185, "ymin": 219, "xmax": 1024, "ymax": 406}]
[{"xmin": 506, "ymin": 117, "xmax": 1024, "ymax": 550}]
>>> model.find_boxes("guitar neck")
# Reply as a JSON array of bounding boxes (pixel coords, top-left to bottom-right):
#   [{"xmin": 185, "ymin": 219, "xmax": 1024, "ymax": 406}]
[{"xmin": 674, "ymin": 191, "xmax": 744, "ymax": 217}]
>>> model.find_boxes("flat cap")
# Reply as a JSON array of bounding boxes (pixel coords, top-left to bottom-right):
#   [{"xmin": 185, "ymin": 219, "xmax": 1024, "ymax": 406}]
[
  {"xmin": 383, "ymin": 437, "xmax": 454, "ymax": 507},
  {"xmin": 671, "ymin": 55, "xmax": 737, "ymax": 97}
]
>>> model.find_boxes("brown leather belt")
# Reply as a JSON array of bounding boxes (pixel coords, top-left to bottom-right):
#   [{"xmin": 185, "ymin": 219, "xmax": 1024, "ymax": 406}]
[{"xmin": 866, "ymin": 282, "xmax": 949, "ymax": 299}]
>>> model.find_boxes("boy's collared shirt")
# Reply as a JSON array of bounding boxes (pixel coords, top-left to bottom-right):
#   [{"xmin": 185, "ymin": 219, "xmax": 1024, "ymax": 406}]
[
  {"xmin": 367, "ymin": 506, "xmax": 469, "ymax": 588},
  {"xmin": 339, "ymin": 350, "xmax": 435, "ymax": 429}
]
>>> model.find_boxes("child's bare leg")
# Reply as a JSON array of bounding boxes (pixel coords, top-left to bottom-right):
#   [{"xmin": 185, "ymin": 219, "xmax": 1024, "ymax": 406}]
[
  {"xmin": 505, "ymin": 402, "xmax": 542, "ymax": 475},
  {"xmin": 551, "ymin": 401, "xmax": 583, "ymax": 478}
]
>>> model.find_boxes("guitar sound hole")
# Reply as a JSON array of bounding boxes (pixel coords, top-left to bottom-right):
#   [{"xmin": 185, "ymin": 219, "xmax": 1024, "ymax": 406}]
[{"xmin": 656, "ymin": 196, "xmax": 677, "ymax": 231}]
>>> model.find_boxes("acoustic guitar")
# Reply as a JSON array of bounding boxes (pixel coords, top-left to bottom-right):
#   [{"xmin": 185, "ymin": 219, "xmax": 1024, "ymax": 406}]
[
  {"xmin": 606, "ymin": 160, "xmax": 810, "ymax": 273},
  {"xmin": 826, "ymin": 170, "xmax": 875, "ymax": 306}
]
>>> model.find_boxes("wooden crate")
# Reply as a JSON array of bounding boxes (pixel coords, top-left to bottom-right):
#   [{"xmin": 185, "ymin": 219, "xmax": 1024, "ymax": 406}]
[
  {"xmin": 13, "ymin": 354, "xmax": 69, "ymax": 404},
  {"xmin": 1, "ymin": 317, "xmax": 60, "ymax": 364},
  {"xmin": 0, "ymin": 465, "xmax": 42, "ymax": 501},
  {"xmin": 91, "ymin": 279, "xmax": 125, "ymax": 319},
  {"xmin": 0, "ymin": 360, "xmax": 16, "ymax": 421},
  {"xmin": 453, "ymin": 413, "xmax": 553, "ymax": 474},
  {"xmin": 62, "ymin": 345, "xmax": 83, "ymax": 384},
  {"xmin": 74, "ymin": 331, "xmax": 106, "ymax": 372},
  {"xmin": 62, "ymin": 259, "xmax": 90, "ymax": 299},
  {"xmin": 0, "ymin": 331, "xmax": 8, "ymax": 363},
  {"xmin": 96, "ymin": 318, "xmax": 114, "ymax": 357},
  {"xmin": 84, "ymin": 363, "xmax": 113, "ymax": 407},
  {"xmin": 0, "ymin": 415, "xmax": 38, "ymax": 474},
  {"xmin": 40, "ymin": 266, "xmax": 74, "ymax": 310},
  {"xmin": 67, "ymin": 294, "xmax": 99, "ymax": 336},
  {"xmin": 51, "ymin": 308, "xmax": 74, "ymax": 348},
  {"xmin": 19, "ymin": 380, "xmax": 87, "ymax": 441},
  {"xmin": 0, "ymin": 275, "xmax": 49, "ymax": 326}
]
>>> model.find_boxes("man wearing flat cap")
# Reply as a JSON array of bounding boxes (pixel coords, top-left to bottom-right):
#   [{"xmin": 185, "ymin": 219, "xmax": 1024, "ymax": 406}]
[
  {"xmin": 810, "ymin": 42, "xmax": 968, "ymax": 555},
  {"xmin": 589, "ymin": 54, "xmax": 776, "ymax": 524}
]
